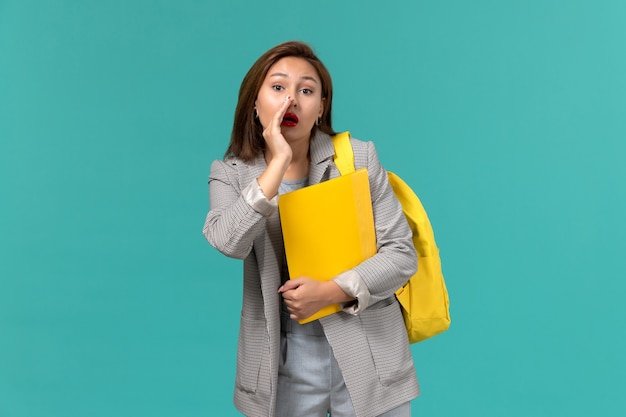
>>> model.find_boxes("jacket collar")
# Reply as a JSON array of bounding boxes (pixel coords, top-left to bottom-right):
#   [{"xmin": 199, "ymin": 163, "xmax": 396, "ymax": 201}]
[
  {"xmin": 308, "ymin": 130, "xmax": 336, "ymax": 185},
  {"xmin": 244, "ymin": 130, "xmax": 336, "ymax": 186}
]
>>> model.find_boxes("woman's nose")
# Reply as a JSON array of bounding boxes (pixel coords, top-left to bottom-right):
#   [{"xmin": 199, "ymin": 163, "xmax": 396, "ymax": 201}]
[{"xmin": 287, "ymin": 89, "xmax": 298, "ymax": 107}]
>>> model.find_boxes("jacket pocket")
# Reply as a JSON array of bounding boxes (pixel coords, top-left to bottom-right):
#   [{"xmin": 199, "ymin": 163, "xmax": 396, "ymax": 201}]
[
  {"xmin": 362, "ymin": 299, "xmax": 415, "ymax": 386},
  {"xmin": 235, "ymin": 314, "xmax": 266, "ymax": 393}
]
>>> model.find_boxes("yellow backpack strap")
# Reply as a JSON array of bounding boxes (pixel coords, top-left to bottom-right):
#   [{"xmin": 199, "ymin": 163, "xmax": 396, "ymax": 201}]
[{"xmin": 331, "ymin": 131, "xmax": 355, "ymax": 175}]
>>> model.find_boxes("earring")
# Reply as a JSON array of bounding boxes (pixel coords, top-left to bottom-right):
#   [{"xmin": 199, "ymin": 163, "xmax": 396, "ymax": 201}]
[
  {"xmin": 316, "ymin": 117, "xmax": 321, "ymax": 126},
  {"xmin": 254, "ymin": 108, "xmax": 259, "ymax": 119}
]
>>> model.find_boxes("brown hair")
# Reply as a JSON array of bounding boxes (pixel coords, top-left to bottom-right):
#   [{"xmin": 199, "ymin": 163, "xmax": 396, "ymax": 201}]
[{"xmin": 224, "ymin": 41, "xmax": 336, "ymax": 161}]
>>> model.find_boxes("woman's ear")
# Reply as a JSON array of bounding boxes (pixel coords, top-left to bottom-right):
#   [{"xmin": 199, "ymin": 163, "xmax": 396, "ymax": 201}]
[{"xmin": 319, "ymin": 97, "xmax": 326, "ymax": 118}]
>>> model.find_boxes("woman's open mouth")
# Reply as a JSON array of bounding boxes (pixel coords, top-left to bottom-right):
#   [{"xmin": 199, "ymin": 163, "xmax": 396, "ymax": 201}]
[{"xmin": 281, "ymin": 113, "xmax": 299, "ymax": 127}]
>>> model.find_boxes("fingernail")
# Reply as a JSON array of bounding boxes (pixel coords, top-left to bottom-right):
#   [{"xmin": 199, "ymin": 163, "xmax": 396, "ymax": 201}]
[{"xmin": 285, "ymin": 95, "xmax": 290, "ymax": 102}]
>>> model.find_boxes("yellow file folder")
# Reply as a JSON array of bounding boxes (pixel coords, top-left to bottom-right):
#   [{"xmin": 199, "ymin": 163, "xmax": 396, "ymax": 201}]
[{"xmin": 278, "ymin": 168, "xmax": 377, "ymax": 323}]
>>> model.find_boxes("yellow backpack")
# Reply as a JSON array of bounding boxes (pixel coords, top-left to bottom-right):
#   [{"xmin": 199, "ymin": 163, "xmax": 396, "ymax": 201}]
[{"xmin": 332, "ymin": 132, "xmax": 451, "ymax": 343}]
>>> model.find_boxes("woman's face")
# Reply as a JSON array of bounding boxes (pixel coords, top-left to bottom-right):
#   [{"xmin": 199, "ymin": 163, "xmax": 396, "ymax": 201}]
[{"xmin": 255, "ymin": 56, "xmax": 325, "ymax": 143}]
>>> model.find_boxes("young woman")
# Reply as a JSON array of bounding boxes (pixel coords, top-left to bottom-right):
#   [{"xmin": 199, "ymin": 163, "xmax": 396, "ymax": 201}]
[{"xmin": 203, "ymin": 41, "xmax": 419, "ymax": 417}]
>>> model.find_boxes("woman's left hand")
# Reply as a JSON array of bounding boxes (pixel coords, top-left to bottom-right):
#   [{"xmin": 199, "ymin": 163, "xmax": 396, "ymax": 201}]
[{"xmin": 278, "ymin": 277, "xmax": 354, "ymax": 321}]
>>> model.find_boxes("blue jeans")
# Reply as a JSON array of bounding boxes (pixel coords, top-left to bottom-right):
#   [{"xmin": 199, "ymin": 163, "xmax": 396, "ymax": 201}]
[{"xmin": 275, "ymin": 316, "xmax": 410, "ymax": 417}]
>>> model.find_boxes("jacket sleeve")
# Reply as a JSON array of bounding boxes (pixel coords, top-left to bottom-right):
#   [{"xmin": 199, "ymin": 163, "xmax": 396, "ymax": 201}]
[
  {"xmin": 334, "ymin": 140, "xmax": 417, "ymax": 310},
  {"xmin": 202, "ymin": 159, "xmax": 276, "ymax": 259}
]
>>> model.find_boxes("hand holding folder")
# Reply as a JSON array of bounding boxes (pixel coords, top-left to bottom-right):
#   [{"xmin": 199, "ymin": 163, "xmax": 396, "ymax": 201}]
[{"xmin": 278, "ymin": 168, "xmax": 376, "ymax": 323}]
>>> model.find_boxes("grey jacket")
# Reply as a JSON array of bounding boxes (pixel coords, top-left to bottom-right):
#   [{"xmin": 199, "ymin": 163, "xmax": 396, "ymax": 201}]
[{"xmin": 203, "ymin": 131, "xmax": 419, "ymax": 417}]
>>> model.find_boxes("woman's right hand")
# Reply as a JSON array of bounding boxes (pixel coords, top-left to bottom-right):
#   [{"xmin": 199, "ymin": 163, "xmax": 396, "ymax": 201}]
[
  {"xmin": 262, "ymin": 95, "xmax": 293, "ymax": 163},
  {"xmin": 256, "ymin": 95, "xmax": 293, "ymax": 200}
]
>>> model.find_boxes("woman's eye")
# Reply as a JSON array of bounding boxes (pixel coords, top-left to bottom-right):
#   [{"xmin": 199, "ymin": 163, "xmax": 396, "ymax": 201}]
[
  {"xmin": 301, "ymin": 88, "xmax": 313, "ymax": 95},
  {"xmin": 272, "ymin": 85, "xmax": 284, "ymax": 91}
]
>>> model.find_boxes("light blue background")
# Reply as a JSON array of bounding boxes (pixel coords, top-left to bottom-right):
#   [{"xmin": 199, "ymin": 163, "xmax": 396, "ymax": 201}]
[{"xmin": 1, "ymin": 1, "xmax": 625, "ymax": 416}]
